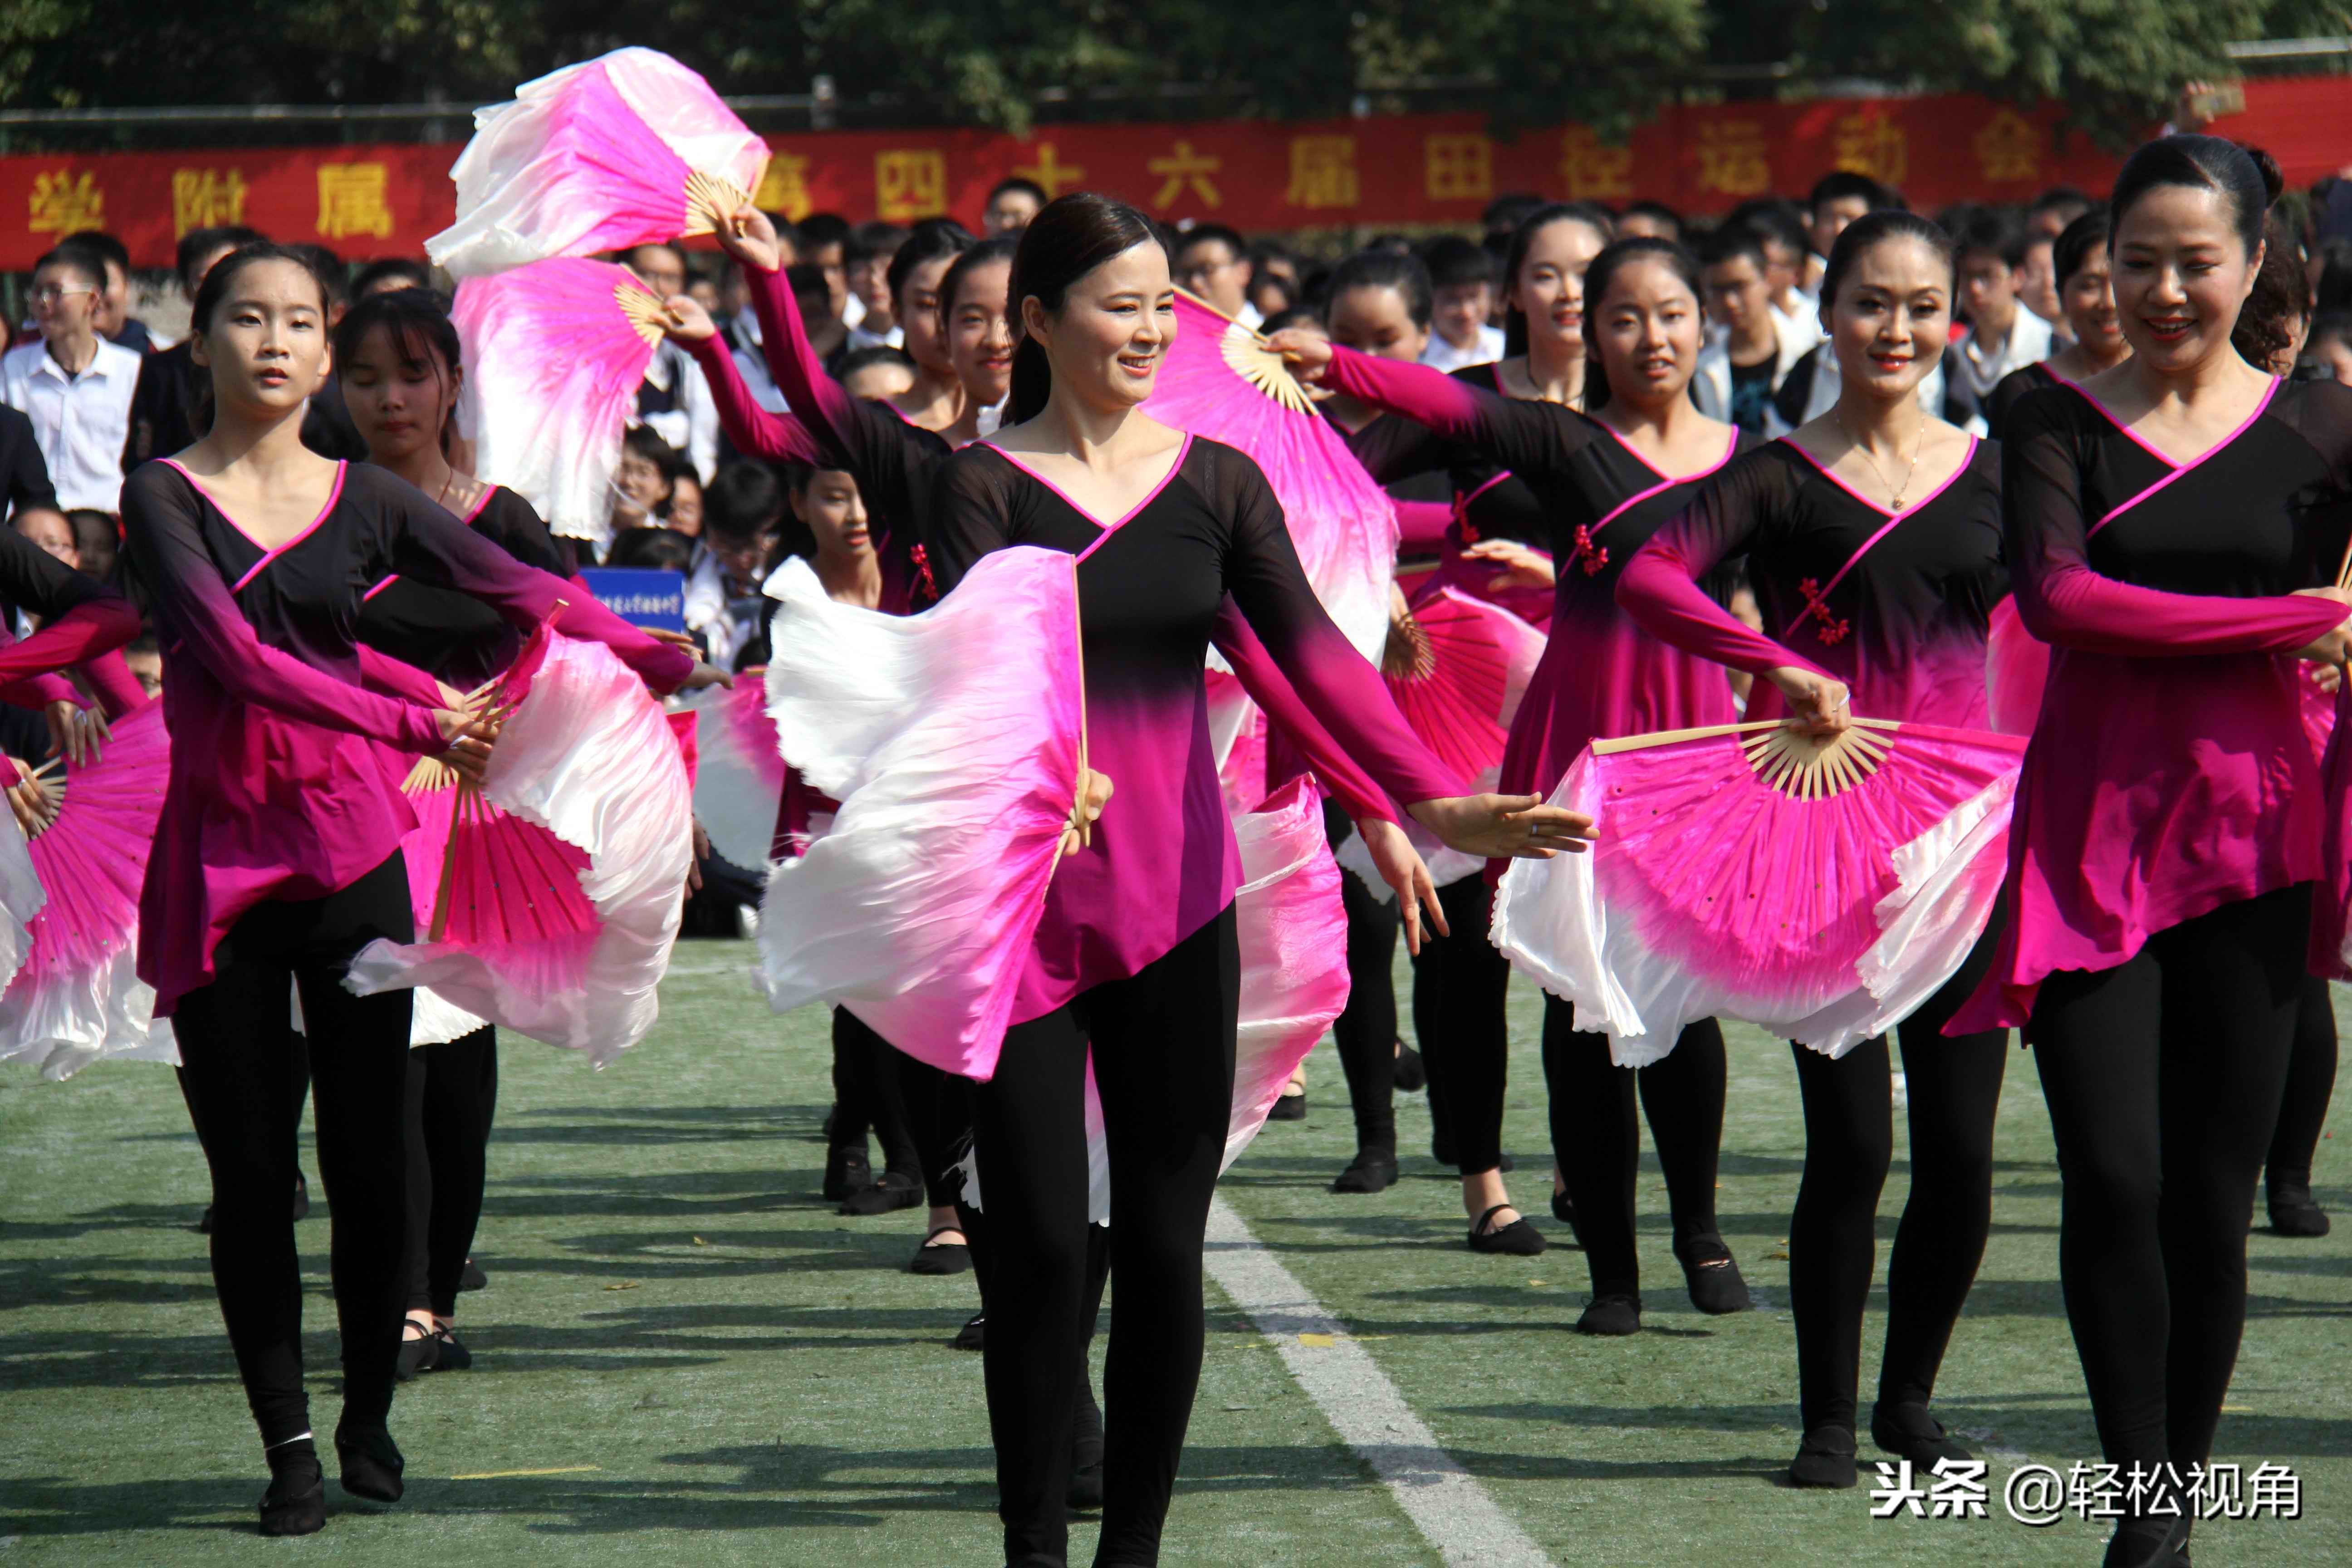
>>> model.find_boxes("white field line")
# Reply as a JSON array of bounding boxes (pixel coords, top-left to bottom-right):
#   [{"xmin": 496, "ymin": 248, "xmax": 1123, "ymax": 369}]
[{"xmin": 1203, "ymin": 1197, "xmax": 1554, "ymax": 1568}]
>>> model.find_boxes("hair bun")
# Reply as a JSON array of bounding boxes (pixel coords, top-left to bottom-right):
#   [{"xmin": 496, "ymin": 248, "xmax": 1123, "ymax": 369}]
[{"xmin": 2243, "ymin": 144, "xmax": 2286, "ymax": 207}]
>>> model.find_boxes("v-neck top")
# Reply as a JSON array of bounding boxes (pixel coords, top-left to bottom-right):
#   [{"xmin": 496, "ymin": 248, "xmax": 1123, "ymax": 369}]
[
  {"xmin": 1948, "ymin": 376, "xmax": 2352, "ymax": 1031},
  {"xmin": 357, "ymin": 485, "xmax": 570, "ymax": 689},
  {"xmin": 120, "ymin": 458, "xmax": 695, "ymax": 1014},
  {"xmin": 928, "ymin": 435, "xmax": 1466, "ymax": 1022},
  {"xmin": 1318, "ymin": 341, "xmax": 1757, "ymax": 804},
  {"xmin": 1620, "ymin": 435, "xmax": 2008, "ymax": 728}
]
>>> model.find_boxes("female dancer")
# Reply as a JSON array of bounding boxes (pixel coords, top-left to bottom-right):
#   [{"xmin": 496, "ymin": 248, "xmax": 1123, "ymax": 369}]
[
  {"xmin": 1984, "ymin": 209, "xmax": 2128, "ymax": 441},
  {"xmin": 1614, "ymin": 212, "xmax": 2010, "ymax": 1488},
  {"xmin": 929, "ymin": 193, "xmax": 1590, "ymax": 1568},
  {"xmin": 336, "ymin": 284, "xmax": 571, "ymax": 1377},
  {"xmin": 120, "ymin": 244, "xmax": 727, "ymax": 1536},
  {"xmin": 1278, "ymin": 236, "xmax": 1754, "ymax": 1320},
  {"xmin": 881, "ymin": 217, "xmax": 982, "ymax": 433},
  {"xmin": 1947, "ymin": 137, "xmax": 2352, "ymax": 1567}
]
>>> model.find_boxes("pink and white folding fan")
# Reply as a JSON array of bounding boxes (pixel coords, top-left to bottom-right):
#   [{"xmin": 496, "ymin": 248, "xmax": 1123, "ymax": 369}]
[
  {"xmin": 0, "ymin": 705, "xmax": 169, "ymax": 1080},
  {"xmin": 429, "ymin": 47, "xmax": 771, "ymax": 279},
  {"xmin": 1984, "ymin": 595, "xmax": 2050, "ymax": 737},
  {"xmin": 1143, "ymin": 292, "xmax": 1395, "ymax": 662},
  {"xmin": 688, "ymin": 676, "xmax": 789, "ymax": 870},
  {"xmin": 755, "ymin": 548, "xmax": 1086, "ymax": 1080},
  {"xmin": 1492, "ymin": 718, "xmax": 2026, "ymax": 1064},
  {"xmin": 453, "ymin": 257, "xmax": 670, "ymax": 547},
  {"xmin": 1382, "ymin": 585, "xmax": 1546, "ymax": 787},
  {"xmin": 2310, "ymin": 674, "xmax": 2352, "ymax": 980},
  {"xmin": 346, "ymin": 621, "xmax": 696, "ymax": 1063}
]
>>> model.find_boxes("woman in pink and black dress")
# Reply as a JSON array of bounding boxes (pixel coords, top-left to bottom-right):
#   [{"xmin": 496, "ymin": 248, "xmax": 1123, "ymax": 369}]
[
  {"xmin": 1278, "ymin": 234, "xmax": 1759, "ymax": 1323},
  {"xmin": 1949, "ymin": 139, "xmax": 2352, "ymax": 1568},
  {"xmin": 928, "ymin": 194, "xmax": 1590, "ymax": 1568},
  {"xmin": 1617, "ymin": 212, "xmax": 2010, "ymax": 1492},
  {"xmin": 119, "ymin": 244, "xmax": 726, "ymax": 1538}
]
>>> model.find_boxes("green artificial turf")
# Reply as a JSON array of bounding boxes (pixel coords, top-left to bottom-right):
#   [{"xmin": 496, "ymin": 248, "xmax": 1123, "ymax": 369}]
[{"xmin": 2, "ymin": 941, "xmax": 2345, "ymax": 1565}]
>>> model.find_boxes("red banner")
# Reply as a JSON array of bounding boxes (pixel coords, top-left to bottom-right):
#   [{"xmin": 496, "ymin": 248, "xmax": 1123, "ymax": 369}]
[{"xmin": 1, "ymin": 80, "xmax": 2342, "ymax": 273}]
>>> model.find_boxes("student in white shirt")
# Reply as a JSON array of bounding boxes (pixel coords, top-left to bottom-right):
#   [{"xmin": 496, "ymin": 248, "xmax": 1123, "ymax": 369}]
[
  {"xmin": 843, "ymin": 221, "xmax": 909, "ymax": 351},
  {"xmin": 1945, "ymin": 208, "xmax": 2054, "ymax": 434},
  {"xmin": 0, "ymin": 246, "xmax": 140, "ymax": 513},
  {"xmin": 1419, "ymin": 236, "xmax": 1506, "ymax": 372},
  {"xmin": 620, "ymin": 242, "xmax": 719, "ymax": 479},
  {"xmin": 1726, "ymin": 197, "xmax": 1825, "ymax": 357}
]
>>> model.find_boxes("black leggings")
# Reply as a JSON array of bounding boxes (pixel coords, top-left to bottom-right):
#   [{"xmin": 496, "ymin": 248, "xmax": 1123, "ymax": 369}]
[
  {"xmin": 831, "ymin": 1007, "xmax": 921, "ymax": 1184},
  {"xmin": 1411, "ymin": 874, "xmax": 1512, "ymax": 1174},
  {"xmin": 1323, "ymin": 804, "xmax": 1401, "ymax": 1154},
  {"xmin": 2031, "ymin": 884, "xmax": 2307, "ymax": 1483},
  {"xmin": 2265, "ymin": 974, "xmax": 2337, "ymax": 1191},
  {"xmin": 971, "ymin": 904, "xmax": 1238, "ymax": 1568},
  {"xmin": 895, "ymin": 1049, "xmax": 978, "ymax": 1214},
  {"xmin": 402, "ymin": 1024, "xmax": 498, "ymax": 1318},
  {"xmin": 173, "ymin": 852, "xmax": 416, "ymax": 1448},
  {"xmin": 1543, "ymin": 1005, "xmax": 1727, "ymax": 1296}
]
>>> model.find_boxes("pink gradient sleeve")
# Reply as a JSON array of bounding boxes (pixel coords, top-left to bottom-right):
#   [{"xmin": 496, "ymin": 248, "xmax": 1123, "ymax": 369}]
[
  {"xmin": 74, "ymin": 650, "xmax": 150, "ymax": 717},
  {"xmin": 1322, "ymin": 344, "xmax": 1590, "ymax": 475},
  {"xmin": 1213, "ymin": 601, "xmax": 1396, "ymax": 823},
  {"xmin": 2005, "ymin": 399, "xmax": 2349, "ymax": 656},
  {"xmin": 0, "ymin": 598, "xmax": 143, "ymax": 696},
  {"xmin": 682, "ymin": 332, "xmax": 827, "ymax": 466},
  {"xmin": 1618, "ymin": 455, "xmax": 1834, "ymax": 680},
  {"xmin": 356, "ymin": 644, "xmax": 447, "ymax": 707},
  {"xmin": 1392, "ymin": 498, "xmax": 1456, "ymax": 553},
  {"xmin": 743, "ymin": 263, "xmax": 879, "ymax": 474}
]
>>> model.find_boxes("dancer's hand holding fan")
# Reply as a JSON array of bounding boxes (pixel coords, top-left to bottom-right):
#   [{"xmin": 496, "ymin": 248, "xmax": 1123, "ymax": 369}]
[{"xmin": 429, "ymin": 47, "xmax": 771, "ymax": 279}]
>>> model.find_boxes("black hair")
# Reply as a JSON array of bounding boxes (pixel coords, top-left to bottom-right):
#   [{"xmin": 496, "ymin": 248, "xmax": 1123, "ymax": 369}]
[
  {"xmin": 1247, "ymin": 238, "xmax": 1297, "ymax": 272},
  {"xmin": 60, "ymin": 229, "xmax": 127, "ymax": 278},
  {"xmin": 939, "ymin": 234, "xmax": 1020, "ymax": 318},
  {"xmin": 988, "ymin": 176, "xmax": 1049, "ymax": 207},
  {"xmin": 351, "ymin": 257, "xmax": 434, "ymax": 298},
  {"xmin": 333, "ymin": 285, "xmax": 464, "ymax": 448},
  {"xmin": 2109, "ymin": 135, "xmax": 2282, "ymax": 258},
  {"xmin": 31, "ymin": 245, "xmax": 106, "ymax": 294},
  {"xmin": 2234, "ymin": 213, "xmax": 2315, "ymax": 372},
  {"xmin": 1579, "ymin": 237, "xmax": 1704, "ymax": 413},
  {"xmin": 1956, "ymin": 207, "xmax": 2029, "ymax": 270},
  {"xmin": 176, "ymin": 225, "xmax": 265, "ymax": 294},
  {"xmin": 1421, "ymin": 235, "xmax": 1499, "ymax": 292},
  {"xmin": 604, "ymin": 525, "xmax": 696, "ymax": 572},
  {"xmin": 1620, "ymin": 199, "xmax": 1685, "ymax": 237},
  {"xmin": 845, "ymin": 220, "xmax": 908, "ymax": 265},
  {"xmin": 1817, "ymin": 210, "xmax": 1957, "ymax": 318},
  {"xmin": 2310, "ymin": 307, "xmax": 2352, "ymax": 352},
  {"xmin": 766, "ymin": 218, "xmax": 804, "ymax": 260},
  {"xmin": 1481, "ymin": 193, "xmax": 1547, "ymax": 236},
  {"xmin": 885, "ymin": 217, "xmax": 976, "ymax": 314},
  {"xmin": 1808, "ymin": 171, "xmax": 1890, "ymax": 215},
  {"xmin": 834, "ymin": 344, "xmax": 919, "ymax": 383},
  {"xmin": 283, "ymin": 243, "xmax": 348, "ymax": 312},
  {"xmin": 189, "ymin": 241, "xmax": 328, "ymax": 336},
  {"xmin": 1500, "ymin": 201, "xmax": 1615, "ymax": 356},
  {"xmin": 620, "ymin": 239, "xmax": 689, "ymax": 276},
  {"xmin": 1255, "ymin": 304, "xmax": 1323, "ymax": 335},
  {"xmin": 2051, "ymin": 207, "xmax": 2112, "ymax": 289},
  {"xmin": 1007, "ymin": 191, "xmax": 1162, "ymax": 425},
  {"xmin": 2029, "ymin": 185, "xmax": 2094, "ymax": 220},
  {"xmin": 621, "ymin": 424, "xmax": 687, "ymax": 515},
  {"xmin": 1724, "ymin": 197, "xmax": 1808, "ymax": 259},
  {"xmin": 797, "ymin": 212, "xmax": 852, "ymax": 253},
  {"xmin": 1327, "ymin": 249, "xmax": 1434, "ymax": 330},
  {"xmin": 1697, "ymin": 222, "xmax": 1772, "ymax": 276},
  {"xmin": 702, "ymin": 460, "xmax": 786, "ymax": 544},
  {"xmin": 786, "ymin": 263, "xmax": 834, "ymax": 316},
  {"xmin": 1173, "ymin": 222, "xmax": 1247, "ymax": 265}
]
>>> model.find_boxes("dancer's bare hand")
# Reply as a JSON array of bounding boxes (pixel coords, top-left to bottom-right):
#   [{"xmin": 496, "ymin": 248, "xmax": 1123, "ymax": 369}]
[
  {"xmin": 6, "ymin": 758, "xmax": 51, "ymax": 837},
  {"xmin": 715, "ymin": 205, "xmax": 784, "ymax": 274},
  {"xmin": 1353, "ymin": 815, "xmax": 1447, "ymax": 956},
  {"xmin": 1767, "ymin": 666, "xmax": 1852, "ymax": 735},
  {"xmin": 677, "ymin": 661, "xmax": 734, "ymax": 692},
  {"xmin": 433, "ymin": 709, "xmax": 495, "ymax": 785},
  {"xmin": 1059, "ymin": 766, "xmax": 1113, "ymax": 860},
  {"xmin": 1408, "ymin": 794, "xmax": 1594, "ymax": 860},
  {"xmin": 1264, "ymin": 328, "xmax": 1334, "ymax": 380},
  {"xmin": 661, "ymin": 294, "xmax": 718, "ymax": 343},
  {"xmin": 1462, "ymin": 538, "xmax": 1556, "ymax": 595},
  {"xmin": 44, "ymin": 699, "xmax": 106, "ymax": 767}
]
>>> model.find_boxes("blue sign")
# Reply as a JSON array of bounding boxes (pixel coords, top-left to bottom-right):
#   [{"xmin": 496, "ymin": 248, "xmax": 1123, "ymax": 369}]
[{"xmin": 578, "ymin": 568, "xmax": 685, "ymax": 632}]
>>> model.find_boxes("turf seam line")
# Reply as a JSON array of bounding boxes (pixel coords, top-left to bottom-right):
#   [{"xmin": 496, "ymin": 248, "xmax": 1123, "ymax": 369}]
[{"xmin": 1202, "ymin": 1197, "xmax": 1554, "ymax": 1568}]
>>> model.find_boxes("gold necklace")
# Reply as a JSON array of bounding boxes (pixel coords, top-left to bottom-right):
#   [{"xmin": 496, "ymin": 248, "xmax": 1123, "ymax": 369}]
[{"xmin": 1838, "ymin": 410, "xmax": 1924, "ymax": 510}]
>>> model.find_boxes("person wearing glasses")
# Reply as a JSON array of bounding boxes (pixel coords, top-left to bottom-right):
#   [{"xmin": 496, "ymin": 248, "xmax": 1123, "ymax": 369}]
[
  {"xmin": 1171, "ymin": 223, "xmax": 1259, "ymax": 325},
  {"xmin": 2, "ymin": 246, "xmax": 142, "ymax": 513}
]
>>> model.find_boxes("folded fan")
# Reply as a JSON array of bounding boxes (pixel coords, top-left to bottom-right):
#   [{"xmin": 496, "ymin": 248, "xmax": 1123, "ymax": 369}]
[
  {"xmin": 429, "ymin": 47, "xmax": 771, "ymax": 279},
  {"xmin": 454, "ymin": 258, "xmax": 669, "ymax": 547},
  {"xmin": 756, "ymin": 547, "xmax": 1087, "ymax": 1080},
  {"xmin": 1493, "ymin": 718, "xmax": 2025, "ymax": 1064},
  {"xmin": 346, "ymin": 621, "xmax": 696, "ymax": 1063},
  {"xmin": 0, "ymin": 706, "xmax": 170, "ymax": 1080},
  {"xmin": 1143, "ymin": 292, "xmax": 1395, "ymax": 663}
]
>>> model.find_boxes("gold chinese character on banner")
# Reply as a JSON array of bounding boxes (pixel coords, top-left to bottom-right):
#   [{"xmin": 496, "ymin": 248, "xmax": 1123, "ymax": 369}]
[
  {"xmin": 1147, "ymin": 140, "xmax": 1223, "ymax": 209},
  {"xmin": 875, "ymin": 150, "xmax": 947, "ymax": 221},
  {"xmin": 316, "ymin": 163, "xmax": 395, "ymax": 240},
  {"xmin": 1832, "ymin": 111, "xmax": 1906, "ymax": 188},
  {"xmin": 1974, "ymin": 109, "xmax": 2043, "ymax": 185},
  {"xmin": 1285, "ymin": 136, "xmax": 1359, "ymax": 210},
  {"xmin": 755, "ymin": 155, "xmax": 812, "ymax": 221},
  {"xmin": 1557, "ymin": 128, "xmax": 1633, "ymax": 201},
  {"xmin": 27, "ymin": 171, "xmax": 103, "ymax": 236},
  {"xmin": 1014, "ymin": 143, "xmax": 1087, "ymax": 199},
  {"xmin": 1424, "ymin": 134, "xmax": 1493, "ymax": 203},
  {"xmin": 1693, "ymin": 121, "xmax": 1771, "ymax": 197},
  {"xmin": 172, "ymin": 168, "xmax": 249, "ymax": 236}
]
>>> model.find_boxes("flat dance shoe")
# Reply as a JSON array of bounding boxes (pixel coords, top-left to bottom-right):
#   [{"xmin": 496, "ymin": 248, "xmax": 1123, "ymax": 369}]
[
  {"xmin": 333, "ymin": 1422, "xmax": 405, "ymax": 1505},
  {"xmin": 2102, "ymin": 1515, "xmax": 2191, "ymax": 1568},
  {"xmin": 259, "ymin": 1441, "xmax": 325, "ymax": 1537},
  {"xmin": 1869, "ymin": 1401, "xmax": 1971, "ymax": 1468},
  {"xmin": 1266, "ymin": 1090, "xmax": 1307, "ymax": 1122},
  {"xmin": 839, "ymin": 1171, "xmax": 923, "ymax": 1217},
  {"xmin": 2268, "ymin": 1181, "xmax": 2330, "ymax": 1237},
  {"xmin": 1467, "ymin": 1203, "xmax": 1546, "ymax": 1255},
  {"xmin": 1575, "ymin": 1293, "xmax": 1642, "ymax": 1336},
  {"xmin": 395, "ymin": 1321, "xmax": 439, "ymax": 1382},
  {"xmin": 950, "ymin": 1313, "xmax": 986, "ymax": 1352},
  {"xmin": 1788, "ymin": 1425, "xmax": 1858, "ymax": 1489},
  {"xmin": 1332, "ymin": 1150, "xmax": 1399, "ymax": 1194},
  {"xmin": 291, "ymin": 1171, "xmax": 311, "ymax": 1222},
  {"xmin": 1392, "ymin": 1041, "xmax": 1427, "ymax": 1092},
  {"xmin": 1675, "ymin": 1236, "xmax": 1754, "ymax": 1315},
  {"xmin": 458, "ymin": 1258, "xmax": 489, "ymax": 1292},
  {"xmin": 820, "ymin": 1145, "xmax": 871, "ymax": 1203},
  {"xmin": 428, "ymin": 1325, "xmax": 472, "ymax": 1372},
  {"xmin": 909, "ymin": 1226, "xmax": 972, "ymax": 1276}
]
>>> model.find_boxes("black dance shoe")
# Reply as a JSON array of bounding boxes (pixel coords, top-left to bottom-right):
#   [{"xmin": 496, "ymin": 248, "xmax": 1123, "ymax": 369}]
[
  {"xmin": 1332, "ymin": 1149, "xmax": 1399, "ymax": 1194},
  {"xmin": 395, "ymin": 1322, "xmax": 440, "ymax": 1382},
  {"xmin": 1266, "ymin": 1090, "xmax": 1307, "ymax": 1121},
  {"xmin": 1869, "ymin": 1401, "xmax": 1971, "ymax": 1468},
  {"xmin": 838, "ymin": 1171, "xmax": 923, "ymax": 1217},
  {"xmin": 909, "ymin": 1226, "xmax": 972, "ymax": 1275},
  {"xmin": 821, "ymin": 1145, "xmax": 872, "ymax": 1203},
  {"xmin": 1392, "ymin": 1041, "xmax": 1427, "ymax": 1092},
  {"xmin": 1575, "ymin": 1293, "xmax": 1642, "ymax": 1336},
  {"xmin": 291, "ymin": 1171, "xmax": 311, "ymax": 1222},
  {"xmin": 1467, "ymin": 1203, "xmax": 1546, "ymax": 1255},
  {"xmin": 1067, "ymin": 1384, "xmax": 1105, "ymax": 1512},
  {"xmin": 1675, "ymin": 1236, "xmax": 1754, "ymax": 1315},
  {"xmin": 259, "ymin": 1441, "xmax": 326, "ymax": 1537},
  {"xmin": 950, "ymin": 1313, "xmax": 986, "ymax": 1352},
  {"xmin": 429, "ymin": 1325, "xmax": 473, "ymax": 1372},
  {"xmin": 1788, "ymin": 1425, "xmax": 1858, "ymax": 1489},
  {"xmin": 333, "ymin": 1422, "xmax": 405, "ymax": 1504},
  {"xmin": 2102, "ymin": 1515, "xmax": 2191, "ymax": 1568},
  {"xmin": 2268, "ymin": 1180, "xmax": 2331, "ymax": 1237},
  {"xmin": 458, "ymin": 1258, "xmax": 489, "ymax": 1292}
]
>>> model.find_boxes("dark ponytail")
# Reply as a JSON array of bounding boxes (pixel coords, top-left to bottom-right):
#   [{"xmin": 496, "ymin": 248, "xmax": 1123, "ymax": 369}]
[
  {"xmin": 1499, "ymin": 202, "xmax": 1614, "ymax": 357},
  {"xmin": 1817, "ymin": 209, "xmax": 1956, "ymax": 319},
  {"xmin": 2109, "ymin": 134, "xmax": 2280, "ymax": 257},
  {"xmin": 1578, "ymin": 236, "xmax": 1702, "ymax": 414},
  {"xmin": 1006, "ymin": 192, "xmax": 1161, "ymax": 426}
]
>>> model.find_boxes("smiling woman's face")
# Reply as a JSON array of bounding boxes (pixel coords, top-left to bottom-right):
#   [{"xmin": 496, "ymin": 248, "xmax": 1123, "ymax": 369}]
[
  {"xmin": 2110, "ymin": 182, "xmax": 2263, "ymax": 375},
  {"xmin": 1027, "ymin": 240, "xmax": 1178, "ymax": 412},
  {"xmin": 1824, "ymin": 235, "xmax": 1951, "ymax": 403}
]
